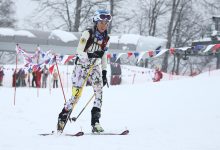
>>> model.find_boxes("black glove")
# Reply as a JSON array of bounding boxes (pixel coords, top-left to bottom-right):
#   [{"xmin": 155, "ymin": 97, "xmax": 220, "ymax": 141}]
[
  {"xmin": 74, "ymin": 56, "xmax": 79, "ymax": 65},
  {"xmin": 102, "ymin": 70, "xmax": 107, "ymax": 87},
  {"xmin": 87, "ymin": 51, "xmax": 104, "ymax": 58}
]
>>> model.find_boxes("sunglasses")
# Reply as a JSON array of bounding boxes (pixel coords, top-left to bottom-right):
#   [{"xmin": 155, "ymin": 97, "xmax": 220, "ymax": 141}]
[{"xmin": 99, "ymin": 14, "xmax": 112, "ymax": 21}]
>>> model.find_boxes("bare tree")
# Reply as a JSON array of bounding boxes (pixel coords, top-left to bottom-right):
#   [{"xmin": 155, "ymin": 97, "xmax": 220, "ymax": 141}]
[
  {"xmin": 31, "ymin": 0, "xmax": 109, "ymax": 31},
  {"xmin": 202, "ymin": 0, "xmax": 220, "ymax": 14},
  {"xmin": 148, "ymin": 0, "xmax": 168, "ymax": 36},
  {"xmin": 73, "ymin": 0, "xmax": 82, "ymax": 31},
  {"xmin": 161, "ymin": 0, "xmax": 199, "ymax": 73},
  {"xmin": 201, "ymin": 0, "xmax": 220, "ymax": 69},
  {"xmin": 0, "ymin": 0, "xmax": 16, "ymax": 27},
  {"xmin": 136, "ymin": 0, "xmax": 168, "ymax": 36},
  {"xmin": 31, "ymin": 0, "xmax": 76, "ymax": 31},
  {"xmin": 161, "ymin": 0, "xmax": 180, "ymax": 72},
  {"xmin": 170, "ymin": 1, "xmax": 204, "ymax": 74},
  {"xmin": 64, "ymin": 0, "xmax": 73, "ymax": 31},
  {"xmin": 105, "ymin": 0, "xmax": 134, "ymax": 34},
  {"xmin": 108, "ymin": 0, "xmax": 114, "ymax": 33}
]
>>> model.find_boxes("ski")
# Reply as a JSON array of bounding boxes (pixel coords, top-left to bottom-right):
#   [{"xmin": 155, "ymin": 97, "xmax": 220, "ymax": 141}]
[
  {"xmin": 65, "ymin": 131, "xmax": 84, "ymax": 137},
  {"xmin": 84, "ymin": 129, "xmax": 129, "ymax": 136},
  {"xmin": 39, "ymin": 130, "xmax": 128, "ymax": 136},
  {"xmin": 39, "ymin": 131, "xmax": 84, "ymax": 137},
  {"xmin": 39, "ymin": 130, "xmax": 55, "ymax": 136}
]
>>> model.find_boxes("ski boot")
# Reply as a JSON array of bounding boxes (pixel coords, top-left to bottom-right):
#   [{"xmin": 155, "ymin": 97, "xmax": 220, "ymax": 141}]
[
  {"xmin": 57, "ymin": 108, "xmax": 70, "ymax": 132},
  {"xmin": 57, "ymin": 100, "xmax": 73, "ymax": 132},
  {"xmin": 92, "ymin": 122, "xmax": 104, "ymax": 133},
  {"xmin": 91, "ymin": 107, "xmax": 104, "ymax": 133}
]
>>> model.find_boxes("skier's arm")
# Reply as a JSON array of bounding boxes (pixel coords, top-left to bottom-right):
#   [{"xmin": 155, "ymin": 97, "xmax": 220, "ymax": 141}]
[
  {"xmin": 101, "ymin": 52, "xmax": 107, "ymax": 71},
  {"xmin": 101, "ymin": 38, "xmax": 110, "ymax": 71},
  {"xmin": 76, "ymin": 30, "xmax": 90, "ymax": 59}
]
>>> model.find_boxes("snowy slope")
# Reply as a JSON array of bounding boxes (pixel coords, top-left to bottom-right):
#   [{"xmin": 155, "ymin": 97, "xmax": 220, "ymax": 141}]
[{"xmin": 0, "ymin": 66, "xmax": 220, "ymax": 150}]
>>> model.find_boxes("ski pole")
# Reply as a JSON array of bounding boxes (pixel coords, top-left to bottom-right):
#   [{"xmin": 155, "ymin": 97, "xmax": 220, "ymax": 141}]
[
  {"xmin": 60, "ymin": 59, "xmax": 97, "ymax": 133},
  {"xmin": 70, "ymin": 93, "xmax": 95, "ymax": 122},
  {"xmin": 106, "ymin": 78, "xmax": 109, "ymax": 88},
  {"xmin": 14, "ymin": 44, "xmax": 19, "ymax": 106},
  {"xmin": 70, "ymin": 76, "xmax": 109, "ymax": 122},
  {"xmin": 55, "ymin": 55, "xmax": 67, "ymax": 103}
]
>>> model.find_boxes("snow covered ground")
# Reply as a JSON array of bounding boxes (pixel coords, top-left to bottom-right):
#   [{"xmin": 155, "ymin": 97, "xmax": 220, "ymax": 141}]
[{"xmin": 0, "ymin": 65, "xmax": 220, "ymax": 150}]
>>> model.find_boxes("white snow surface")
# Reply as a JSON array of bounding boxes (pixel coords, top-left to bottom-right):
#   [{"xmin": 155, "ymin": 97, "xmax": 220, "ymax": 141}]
[
  {"xmin": 0, "ymin": 65, "xmax": 220, "ymax": 150},
  {"xmin": 0, "ymin": 28, "xmax": 36, "ymax": 37}
]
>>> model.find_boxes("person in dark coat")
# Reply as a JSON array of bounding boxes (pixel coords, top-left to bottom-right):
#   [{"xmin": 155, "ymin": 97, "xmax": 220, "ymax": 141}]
[{"xmin": 0, "ymin": 66, "xmax": 4, "ymax": 86}]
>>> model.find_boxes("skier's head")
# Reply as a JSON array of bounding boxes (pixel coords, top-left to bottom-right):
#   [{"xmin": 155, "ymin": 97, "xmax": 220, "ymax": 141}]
[{"xmin": 93, "ymin": 9, "xmax": 112, "ymax": 33}]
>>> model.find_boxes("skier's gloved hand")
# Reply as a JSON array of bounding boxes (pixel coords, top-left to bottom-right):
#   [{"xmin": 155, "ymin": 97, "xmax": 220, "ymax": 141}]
[
  {"xmin": 87, "ymin": 51, "xmax": 104, "ymax": 58},
  {"xmin": 102, "ymin": 70, "xmax": 107, "ymax": 87},
  {"xmin": 74, "ymin": 56, "xmax": 79, "ymax": 65}
]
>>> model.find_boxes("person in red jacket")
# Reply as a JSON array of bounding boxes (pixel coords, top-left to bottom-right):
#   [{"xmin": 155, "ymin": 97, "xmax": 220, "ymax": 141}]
[
  {"xmin": 153, "ymin": 67, "xmax": 163, "ymax": 82},
  {"xmin": 35, "ymin": 68, "xmax": 42, "ymax": 88}
]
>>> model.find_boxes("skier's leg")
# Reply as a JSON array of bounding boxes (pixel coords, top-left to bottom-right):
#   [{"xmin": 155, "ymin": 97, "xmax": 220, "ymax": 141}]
[
  {"xmin": 56, "ymin": 80, "xmax": 58, "ymax": 88},
  {"xmin": 57, "ymin": 65, "xmax": 89, "ymax": 131},
  {"xmin": 90, "ymin": 67, "xmax": 104, "ymax": 132},
  {"xmin": 44, "ymin": 79, "xmax": 47, "ymax": 88}
]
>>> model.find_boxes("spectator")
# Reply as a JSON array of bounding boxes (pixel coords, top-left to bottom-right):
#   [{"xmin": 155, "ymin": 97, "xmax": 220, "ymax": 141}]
[
  {"xmin": 27, "ymin": 72, "xmax": 31, "ymax": 87},
  {"xmin": 139, "ymin": 59, "xmax": 144, "ymax": 67},
  {"xmin": 0, "ymin": 66, "xmax": 4, "ymax": 86},
  {"xmin": 53, "ymin": 69, "xmax": 58, "ymax": 88},
  {"xmin": 41, "ymin": 65, "xmax": 49, "ymax": 88},
  {"xmin": 32, "ymin": 71, "xmax": 37, "ymax": 87},
  {"xmin": 16, "ymin": 68, "xmax": 23, "ymax": 87},
  {"xmin": 20, "ymin": 69, "xmax": 27, "ymax": 87},
  {"xmin": 36, "ymin": 68, "xmax": 42, "ymax": 88},
  {"xmin": 12, "ymin": 70, "xmax": 17, "ymax": 87},
  {"xmin": 153, "ymin": 66, "xmax": 163, "ymax": 82}
]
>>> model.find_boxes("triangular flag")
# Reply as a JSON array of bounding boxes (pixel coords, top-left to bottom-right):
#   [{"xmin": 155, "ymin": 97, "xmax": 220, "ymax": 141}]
[
  {"xmin": 148, "ymin": 51, "xmax": 153, "ymax": 57},
  {"xmin": 155, "ymin": 46, "xmax": 161, "ymax": 54},
  {"xmin": 62, "ymin": 55, "xmax": 75, "ymax": 64},
  {"xmin": 169, "ymin": 48, "xmax": 175, "ymax": 54},
  {"xmin": 115, "ymin": 53, "xmax": 126, "ymax": 62},
  {"xmin": 211, "ymin": 44, "xmax": 220, "ymax": 53},
  {"xmin": 134, "ymin": 52, "xmax": 139, "ymax": 58},
  {"xmin": 127, "ymin": 52, "xmax": 133, "ymax": 57},
  {"xmin": 137, "ymin": 51, "xmax": 147, "ymax": 63},
  {"xmin": 113, "ymin": 53, "xmax": 117, "ymax": 58},
  {"xmin": 49, "ymin": 64, "xmax": 55, "ymax": 74},
  {"xmin": 107, "ymin": 53, "xmax": 111, "ymax": 59}
]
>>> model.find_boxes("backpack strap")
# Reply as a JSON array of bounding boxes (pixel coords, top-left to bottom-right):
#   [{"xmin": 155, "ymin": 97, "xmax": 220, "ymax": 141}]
[
  {"xmin": 100, "ymin": 34, "xmax": 109, "ymax": 51},
  {"xmin": 84, "ymin": 28, "xmax": 95, "ymax": 52},
  {"xmin": 84, "ymin": 27, "xmax": 109, "ymax": 52}
]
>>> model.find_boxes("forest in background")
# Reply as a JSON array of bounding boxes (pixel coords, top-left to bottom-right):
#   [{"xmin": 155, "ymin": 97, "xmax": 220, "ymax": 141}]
[{"xmin": 0, "ymin": 0, "xmax": 220, "ymax": 75}]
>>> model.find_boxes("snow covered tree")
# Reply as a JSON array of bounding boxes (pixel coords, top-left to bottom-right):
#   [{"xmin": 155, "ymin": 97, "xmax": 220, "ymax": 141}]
[{"xmin": 0, "ymin": 0, "xmax": 16, "ymax": 27}]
